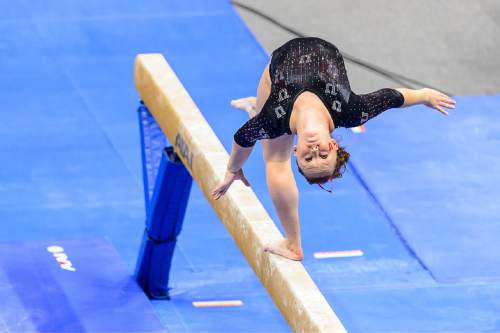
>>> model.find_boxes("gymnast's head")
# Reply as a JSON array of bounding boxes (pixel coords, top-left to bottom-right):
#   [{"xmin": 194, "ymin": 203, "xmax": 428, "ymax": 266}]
[{"xmin": 293, "ymin": 134, "xmax": 350, "ymax": 186}]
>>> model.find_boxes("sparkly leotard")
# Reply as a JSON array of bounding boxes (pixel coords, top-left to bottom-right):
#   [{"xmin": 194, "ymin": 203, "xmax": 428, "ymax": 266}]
[{"xmin": 233, "ymin": 37, "xmax": 405, "ymax": 147}]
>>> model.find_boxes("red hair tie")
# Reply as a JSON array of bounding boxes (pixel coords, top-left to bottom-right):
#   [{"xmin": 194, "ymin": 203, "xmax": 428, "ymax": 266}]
[
  {"xmin": 318, "ymin": 175, "xmax": 335, "ymax": 193},
  {"xmin": 318, "ymin": 183, "xmax": 333, "ymax": 193},
  {"xmin": 318, "ymin": 167, "xmax": 335, "ymax": 193}
]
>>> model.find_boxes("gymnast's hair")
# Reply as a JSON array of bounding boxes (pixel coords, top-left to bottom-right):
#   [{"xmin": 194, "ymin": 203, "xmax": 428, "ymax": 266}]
[{"xmin": 296, "ymin": 145, "xmax": 350, "ymax": 185}]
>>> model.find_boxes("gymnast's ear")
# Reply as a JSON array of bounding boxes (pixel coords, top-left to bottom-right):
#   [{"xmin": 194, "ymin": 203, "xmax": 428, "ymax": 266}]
[{"xmin": 330, "ymin": 138, "xmax": 338, "ymax": 150}]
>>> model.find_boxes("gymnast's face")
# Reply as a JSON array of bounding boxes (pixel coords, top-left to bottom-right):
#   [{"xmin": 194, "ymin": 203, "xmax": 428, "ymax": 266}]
[{"xmin": 293, "ymin": 133, "xmax": 338, "ymax": 175}]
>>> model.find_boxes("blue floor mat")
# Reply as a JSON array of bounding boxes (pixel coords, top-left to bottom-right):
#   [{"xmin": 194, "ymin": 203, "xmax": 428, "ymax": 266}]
[
  {"xmin": 0, "ymin": 239, "xmax": 165, "ymax": 332},
  {"xmin": 1, "ymin": 0, "xmax": 500, "ymax": 331},
  {"xmin": 342, "ymin": 95, "xmax": 500, "ymax": 283}
]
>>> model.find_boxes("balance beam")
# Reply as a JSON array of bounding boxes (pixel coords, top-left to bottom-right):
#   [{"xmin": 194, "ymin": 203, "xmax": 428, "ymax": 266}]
[{"xmin": 134, "ymin": 53, "xmax": 347, "ymax": 333}]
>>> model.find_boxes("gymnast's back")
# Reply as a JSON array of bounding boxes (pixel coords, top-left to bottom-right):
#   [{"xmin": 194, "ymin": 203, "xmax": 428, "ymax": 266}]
[
  {"xmin": 269, "ymin": 37, "xmax": 351, "ymax": 98},
  {"xmin": 233, "ymin": 37, "xmax": 404, "ymax": 148}
]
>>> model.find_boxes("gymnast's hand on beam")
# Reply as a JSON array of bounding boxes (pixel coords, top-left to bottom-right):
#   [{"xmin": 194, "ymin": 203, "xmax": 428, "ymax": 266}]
[{"xmin": 211, "ymin": 168, "xmax": 251, "ymax": 200}]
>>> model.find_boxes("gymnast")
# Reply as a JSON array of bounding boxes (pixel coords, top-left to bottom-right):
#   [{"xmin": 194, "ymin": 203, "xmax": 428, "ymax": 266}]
[{"xmin": 211, "ymin": 37, "xmax": 455, "ymax": 260}]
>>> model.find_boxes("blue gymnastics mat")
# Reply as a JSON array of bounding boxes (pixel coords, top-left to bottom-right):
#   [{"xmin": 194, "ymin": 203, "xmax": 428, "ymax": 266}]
[
  {"xmin": 1, "ymin": 0, "xmax": 500, "ymax": 331},
  {"xmin": 342, "ymin": 95, "xmax": 500, "ymax": 283},
  {"xmin": 0, "ymin": 239, "xmax": 165, "ymax": 332}
]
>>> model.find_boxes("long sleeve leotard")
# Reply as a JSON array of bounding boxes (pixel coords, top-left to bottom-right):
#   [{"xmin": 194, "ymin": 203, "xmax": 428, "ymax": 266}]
[{"xmin": 234, "ymin": 37, "xmax": 405, "ymax": 147}]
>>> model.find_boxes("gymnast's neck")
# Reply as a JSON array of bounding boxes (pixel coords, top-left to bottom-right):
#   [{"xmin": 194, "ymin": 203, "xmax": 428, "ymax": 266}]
[{"xmin": 289, "ymin": 100, "xmax": 335, "ymax": 136}]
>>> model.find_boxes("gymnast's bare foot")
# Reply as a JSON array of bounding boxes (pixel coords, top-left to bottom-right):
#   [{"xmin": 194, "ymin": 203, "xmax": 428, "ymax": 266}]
[
  {"xmin": 264, "ymin": 239, "xmax": 304, "ymax": 261},
  {"xmin": 230, "ymin": 97, "xmax": 257, "ymax": 117}
]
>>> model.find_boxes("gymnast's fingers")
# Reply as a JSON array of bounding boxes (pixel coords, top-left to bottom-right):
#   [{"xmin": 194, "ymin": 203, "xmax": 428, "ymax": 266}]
[
  {"xmin": 444, "ymin": 97, "xmax": 456, "ymax": 105},
  {"xmin": 439, "ymin": 95, "xmax": 455, "ymax": 106},
  {"xmin": 213, "ymin": 181, "xmax": 233, "ymax": 200},
  {"xmin": 439, "ymin": 93, "xmax": 456, "ymax": 104},
  {"xmin": 213, "ymin": 188, "xmax": 225, "ymax": 200},
  {"xmin": 435, "ymin": 105, "xmax": 448, "ymax": 116},
  {"xmin": 240, "ymin": 174, "xmax": 250, "ymax": 187},
  {"xmin": 440, "ymin": 101, "xmax": 455, "ymax": 109},
  {"xmin": 211, "ymin": 185, "xmax": 220, "ymax": 196},
  {"xmin": 211, "ymin": 184, "xmax": 225, "ymax": 199}
]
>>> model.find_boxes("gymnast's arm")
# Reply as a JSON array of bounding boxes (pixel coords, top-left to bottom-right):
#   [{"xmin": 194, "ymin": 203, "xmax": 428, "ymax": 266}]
[
  {"xmin": 212, "ymin": 62, "xmax": 273, "ymax": 200},
  {"xmin": 227, "ymin": 140, "xmax": 253, "ymax": 172},
  {"xmin": 262, "ymin": 135, "xmax": 303, "ymax": 260},
  {"xmin": 347, "ymin": 87, "xmax": 456, "ymax": 127},
  {"xmin": 211, "ymin": 113, "xmax": 266, "ymax": 200}
]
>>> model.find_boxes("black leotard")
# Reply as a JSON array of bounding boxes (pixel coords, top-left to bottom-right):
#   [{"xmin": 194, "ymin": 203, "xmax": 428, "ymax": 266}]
[{"xmin": 233, "ymin": 37, "xmax": 405, "ymax": 147}]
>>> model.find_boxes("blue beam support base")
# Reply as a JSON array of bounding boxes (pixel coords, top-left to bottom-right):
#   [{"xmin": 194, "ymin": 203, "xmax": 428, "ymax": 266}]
[{"xmin": 135, "ymin": 103, "xmax": 193, "ymax": 299}]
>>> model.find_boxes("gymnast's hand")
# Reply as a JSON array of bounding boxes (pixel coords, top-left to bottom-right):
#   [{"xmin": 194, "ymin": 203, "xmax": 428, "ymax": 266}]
[
  {"xmin": 421, "ymin": 88, "xmax": 456, "ymax": 116},
  {"xmin": 211, "ymin": 168, "xmax": 251, "ymax": 200}
]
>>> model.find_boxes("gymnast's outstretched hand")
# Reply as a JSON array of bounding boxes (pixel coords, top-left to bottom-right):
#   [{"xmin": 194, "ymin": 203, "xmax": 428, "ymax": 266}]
[
  {"xmin": 422, "ymin": 88, "xmax": 456, "ymax": 116},
  {"xmin": 397, "ymin": 88, "xmax": 456, "ymax": 116},
  {"xmin": 211, "ymin": 168, "xmax": 250, "ymax": 200}
]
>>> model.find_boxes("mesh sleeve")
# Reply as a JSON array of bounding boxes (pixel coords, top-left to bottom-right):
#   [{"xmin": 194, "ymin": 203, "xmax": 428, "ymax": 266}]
[
  {"xmin": 233, "ymin": 111, "xmax": 277, "ymax": 148},
  {"xmin": 343, "ymin": 88, "xmax": 405, "ymax": 128}
]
